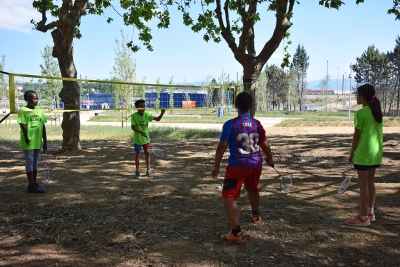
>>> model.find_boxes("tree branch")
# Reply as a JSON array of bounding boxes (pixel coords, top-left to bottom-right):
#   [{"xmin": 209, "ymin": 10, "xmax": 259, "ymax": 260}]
[
  {"xmin": 216, "ymin": 0, "xmax": 238, "ymax": 54},
  {"xmin": 35, "ymin": 0, "xmax": 58, "ymax": 32},
  {"xmin": 258, "ymin": 0, "xmax": 294, "ymax": 64},
  {"xmin": 70, "ymin": 0, "xmax": 88, "ymax": 27},
  {"xmin": 236, "ymin": 0, "xmax": 257, "ymax": 61},
  {"xmin": 246, "ymin": 0, "xmax": 257, "ymax": 57}
]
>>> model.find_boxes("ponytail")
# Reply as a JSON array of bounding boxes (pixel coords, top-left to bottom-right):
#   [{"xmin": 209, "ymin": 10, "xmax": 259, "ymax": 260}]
[
  {"xmin": 369, "ymin": 97, "xmax": 383, "ymax": 123},
  {"xmin": 357, "ymin": 84, "xmax": 383, "ymax": 123}
]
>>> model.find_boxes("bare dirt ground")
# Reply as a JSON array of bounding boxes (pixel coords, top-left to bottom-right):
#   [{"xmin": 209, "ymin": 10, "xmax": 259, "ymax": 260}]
[{"xmin": 1, "ymin": 127, "xmax": 400, "ymax": 267}]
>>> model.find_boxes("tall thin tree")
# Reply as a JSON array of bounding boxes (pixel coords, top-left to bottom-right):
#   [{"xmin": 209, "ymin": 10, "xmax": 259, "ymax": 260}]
[{"xmin": 290, "ymin": 44, "xmax": 309, "ymax": 111}]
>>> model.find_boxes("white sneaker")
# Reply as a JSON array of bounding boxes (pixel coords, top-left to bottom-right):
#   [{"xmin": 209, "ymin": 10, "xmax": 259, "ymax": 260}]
[
  {"xmin": 135, "ymin": 170, "xmax": 140, "ymax": 179},
  {"xmin": 146, "ymin": 169, "xmax": 154, "ymax": 178}
]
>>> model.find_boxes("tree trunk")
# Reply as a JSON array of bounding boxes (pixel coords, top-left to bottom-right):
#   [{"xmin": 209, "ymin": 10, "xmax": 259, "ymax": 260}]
[
  {"xmin": 242, "ymin": 63, "xmax": 262, "ymax": 117},
  {"xmin": 51, "ymin": 29, "xmax": 81, "ymax": 151},
  {"xmin": 396, "ymin": 76, "xmax": 400, "ymax": 116}
]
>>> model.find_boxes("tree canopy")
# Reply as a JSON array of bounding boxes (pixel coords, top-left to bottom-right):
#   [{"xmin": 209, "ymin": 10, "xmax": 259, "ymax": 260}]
[{"xmin": 31, "ymin": 0, "xmax": 400, "ymax": 150}]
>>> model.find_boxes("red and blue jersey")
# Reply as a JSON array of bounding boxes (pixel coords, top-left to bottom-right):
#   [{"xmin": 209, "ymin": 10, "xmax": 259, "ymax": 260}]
[{"xmin": 220, "ymin": 114, "xmax": 266, "ymax": 168}]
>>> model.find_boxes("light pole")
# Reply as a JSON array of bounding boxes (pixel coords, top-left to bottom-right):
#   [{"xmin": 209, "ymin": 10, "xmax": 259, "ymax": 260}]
[
  {"xmin": 343, "ymin": 72, "xmax": 347, "ymax": 110},
  {"xmin": 337, "ymin": 67, "xmax": 339, "ymax": 94},
  {"xmin": 326, "ymin": 60, "xmax": 329, "ymax": 112},
  {"xmin": 348, "ymin": 72, "xmax": 352, "ymax": 119}
]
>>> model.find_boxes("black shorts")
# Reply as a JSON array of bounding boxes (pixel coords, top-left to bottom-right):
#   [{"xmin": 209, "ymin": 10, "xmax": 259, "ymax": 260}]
[{"xmin": 354, "ymin": 164, "xmax": 380, "ymax": 171}]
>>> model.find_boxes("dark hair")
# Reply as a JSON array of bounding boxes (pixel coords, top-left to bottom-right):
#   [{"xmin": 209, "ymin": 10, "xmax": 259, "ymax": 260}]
[
  {"xmin": 235, "ymin": 91, "xmax": 253, "ymax": 113},
  {"xmin": 357, "ymin": 84, "xmax": 382, "ymax": 123},
  {"xmin": 134, "ymin": 99, "xmax": 145, "ymax": 108},
  {"xmin": 24, "ymin": 90, "xmax": 37, "ymax": 102}
]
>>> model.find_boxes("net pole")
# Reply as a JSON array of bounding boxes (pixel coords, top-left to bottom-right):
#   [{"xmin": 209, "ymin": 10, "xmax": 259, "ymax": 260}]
[
  {"xmin": 234, "ymin": 86, "xmax": 239, "ymax": 107},
  {"xmin": 9, "ymin": 74, "xmax": 15, "ymax": 113}
]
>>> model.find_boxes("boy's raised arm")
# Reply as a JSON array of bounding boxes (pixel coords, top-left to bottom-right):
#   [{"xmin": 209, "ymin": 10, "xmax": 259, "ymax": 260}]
[{"xmin": 153, "ymin": 109, "xmax": 165, "ymax": 121}]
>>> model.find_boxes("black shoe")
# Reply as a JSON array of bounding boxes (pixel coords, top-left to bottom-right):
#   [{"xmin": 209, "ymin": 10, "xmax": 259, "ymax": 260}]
[
  {"xmin": 27, "ymin": 185, "xmax": 44, "ymax": 193},
  {"xmin": 34, "ymin": 183, "xmax": 44, "ymax": 189}
]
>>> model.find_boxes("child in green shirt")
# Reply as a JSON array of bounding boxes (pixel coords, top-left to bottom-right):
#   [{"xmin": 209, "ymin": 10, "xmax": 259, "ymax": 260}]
[
  {"xmin": 17, "ymin": 90, "xmax": 47, "ymax": 193},
  {"xmin": 131, "ymin": 99, "xmax": 165, "ymax": 179},
  {"xmin": 346, "ymin": 84, "xmax": 383, "ymax": 226}
]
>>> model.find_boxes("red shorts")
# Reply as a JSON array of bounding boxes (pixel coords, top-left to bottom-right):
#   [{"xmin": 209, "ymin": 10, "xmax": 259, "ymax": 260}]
[
  {"xmin": 222, "ymin": 166, "xmax": 262, "ymax": 200},
  {"xmin": 134, "ymin": 142, "xmax": 151, "ymax": 153}
]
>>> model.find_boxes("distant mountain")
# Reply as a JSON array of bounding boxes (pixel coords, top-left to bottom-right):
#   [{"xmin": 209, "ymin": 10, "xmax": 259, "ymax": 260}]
[
  {"xmin": 173, "ymin": 81, "xmax": 204, "ymax": 86},
  {"xmin": 307, "ymin": 78, "xmax": 356, "ymax": 91},
  {"xmin": 177, "ymin": 79, "xmax": 356, "ymax": 90}
]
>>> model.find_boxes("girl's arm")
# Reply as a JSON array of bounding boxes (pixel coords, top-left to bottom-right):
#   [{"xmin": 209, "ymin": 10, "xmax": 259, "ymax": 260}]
[
  {"xmin": 42, "ymin": 124, "xmax": 47, "ymax": 151},
  {"xmin": 348, "ymin": 128, "xmax": 361, "ymax": 162},
  {"xmin": 20, "ymin": 124, "xmax": 30, "ymax": 144}
]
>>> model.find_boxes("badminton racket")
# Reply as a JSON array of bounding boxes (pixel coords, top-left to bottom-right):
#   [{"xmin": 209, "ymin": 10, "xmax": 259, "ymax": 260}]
[
  {"xmin": 149, "ymin": 146, "xmax": 164, "ymax": 158},
  {"xmin": 265, "ymin": 158, "xmax": 293, "ymax": 192},
  {"xmin": 43, "ymin": 150, "xmax": 50, "ymax": 183},
  {"xmin": 145, "ymin": 136, "xmax": 165, "ymax": 158},
  {"xmin": 338, "ymin": 172, "xmax": 357, "ymax": 194}
]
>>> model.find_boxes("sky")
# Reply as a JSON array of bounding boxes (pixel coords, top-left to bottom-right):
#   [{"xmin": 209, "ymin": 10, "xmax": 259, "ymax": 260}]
[{"xmin": 0, "ymin": 0, "xmax": 399, "ymax": 85}]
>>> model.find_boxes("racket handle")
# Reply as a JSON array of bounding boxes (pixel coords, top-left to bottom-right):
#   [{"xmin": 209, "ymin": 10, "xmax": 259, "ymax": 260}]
[{"xmin": 264, "ymin": 157, "xmax": 274, "ymax": 168}]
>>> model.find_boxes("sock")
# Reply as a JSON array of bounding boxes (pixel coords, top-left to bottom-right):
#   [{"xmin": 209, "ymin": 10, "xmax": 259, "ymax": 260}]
[
  {"xmin": 252, "ymin": 210, "xmax": 260, "ymax": 216},
  {"xmin": 231, "ymin": 225, "xmax": 241, "ymax": 235},
  {"xmin": 359, "ymin": 215, "xmax": 367, "ymax": 220},
  {"xmin": 368, "ymin": 207, "xmax": 374, "ymax": 214}
]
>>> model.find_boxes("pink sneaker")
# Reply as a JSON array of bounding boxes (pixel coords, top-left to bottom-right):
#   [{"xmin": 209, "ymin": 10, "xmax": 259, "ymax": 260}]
[
  {"xmin": 368, "ymin": 213, "xmax": 376, "ymax": 222},
  {"xmin": 345, "ymin": 214, "xmax": 371, "ymax": 226}
]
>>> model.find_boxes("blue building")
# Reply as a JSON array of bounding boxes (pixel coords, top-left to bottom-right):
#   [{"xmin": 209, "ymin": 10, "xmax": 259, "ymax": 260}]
[
  {"xmin": 60, "ymin": 90, "xmax": 209, "ymax": 109},
  {"xmin": 145, "ymin": 89, "xmax": 208, "ymax": 108}
]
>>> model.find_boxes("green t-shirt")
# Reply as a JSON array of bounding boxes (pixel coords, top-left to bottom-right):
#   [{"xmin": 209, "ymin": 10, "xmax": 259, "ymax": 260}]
[
  {"xmin": 131, "ymin": 111, "xmax": 155, "ymax": 145},
  {"xmin": 17, "ymin": 107, "xmax": 47, "ymax": 150},
  {"xmin": 353, "ymin": 106, "xmax": 383, "ymax": 166}
]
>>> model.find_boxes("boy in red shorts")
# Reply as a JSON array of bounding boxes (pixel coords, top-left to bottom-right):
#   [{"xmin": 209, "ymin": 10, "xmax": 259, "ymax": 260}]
[
  {"xmin": 131, "ymin": 99, "xmax": 165, "ymax": 179},
  {"xmin": 211, "ymin": 91, "xmax": 274, "ymax": 243}
]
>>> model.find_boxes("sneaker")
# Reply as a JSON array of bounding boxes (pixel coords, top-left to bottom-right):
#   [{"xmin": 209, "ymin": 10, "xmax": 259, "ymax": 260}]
[
  {"xmin": 35, "ymin": 183, "xmax": 44, "ymax": 189},
  {"xmin": 27, "ymin": 185, "xmax": 44, "ymax": 193},
  {"xmin": 135, "ymin": 170, "xmax": 140, "ymax": 179},
  {"xmin": 368, "ymin": 213, "xmax": 376, "ymax": 222},
  {"xmin": 146, "ymin": 169, "xmax": 154, "ymax": 178},
  {"xmin": 345, "ymin": 214, "xmax": 371, "ymax": 226},
  {"xmin": 251, "ymin": 214, "xmax": 262, "ymax": 224},
  {"xmin": 220, "ymin": 230, "xmax": 245, "ymax": 244}
]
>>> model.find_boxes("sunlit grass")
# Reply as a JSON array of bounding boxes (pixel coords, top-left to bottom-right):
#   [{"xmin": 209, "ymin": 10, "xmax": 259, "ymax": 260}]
[
  {"xmin": 0, "ymin": 124, "xmax": 221, "ymax": 142},
  {"xmin": 2, "ymin": 110, "xmax": 399, "ymax": 142},
  {"xmin": 89, "ymin": 109, "xmax": 237, "ymax": 123}
]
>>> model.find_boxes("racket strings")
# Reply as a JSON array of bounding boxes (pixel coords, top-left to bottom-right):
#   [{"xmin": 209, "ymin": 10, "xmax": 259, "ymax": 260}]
[
  {"xmin": 280, "ymin": 173, "xmax": 293, "ymax": 192},
  {"xmin": 43, "ymin": 152, "xmax": 50, "ymax": 183},
  {"xmin": 338, "ymin": 177, "xmax": 351, "ymax": 194},
  {"xmin": 150, "ymin": 147, "xmax": 164, "ymax": 158}
]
